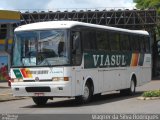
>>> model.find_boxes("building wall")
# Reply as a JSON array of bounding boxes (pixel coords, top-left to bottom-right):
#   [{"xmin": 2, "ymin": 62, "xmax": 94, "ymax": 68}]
[{"xmin": 0, "ymin": 10, "xmax": 20, "ymax": 81}]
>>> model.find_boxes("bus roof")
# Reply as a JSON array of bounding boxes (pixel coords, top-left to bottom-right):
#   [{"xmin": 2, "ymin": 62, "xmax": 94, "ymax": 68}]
[{"xmin": 15, "ymin": 21, "xmax": 149, "ymax": 35}]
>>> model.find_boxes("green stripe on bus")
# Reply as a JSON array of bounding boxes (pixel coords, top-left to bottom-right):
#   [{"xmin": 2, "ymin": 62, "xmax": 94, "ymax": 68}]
[
  {"xmin": 13, "ymin": 69, "xmax": 23, "ymax": 78},
  {"xmin": 84, "ymin": 51, "xmax": 132, "ymax": 68}
]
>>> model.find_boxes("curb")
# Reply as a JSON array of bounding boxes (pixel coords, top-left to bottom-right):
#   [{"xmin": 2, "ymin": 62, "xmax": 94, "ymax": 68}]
[
  {"xmin": 0, "ymin": 93, "xmax": 28, "ymax": 102},
  {"xmin": 0, "ymin": 95, "xmax": 26, "ymax": 102},
  {"xmin": 0, "ymin": 86, "xmax": 10, "ymax": 89},
  {"xmin": 137, "ymin": 96, "xmax": 160, "ymax": 100},
  {"xmin": 0, "ymin": 81, "xmax": 8, "ymax": 83}
]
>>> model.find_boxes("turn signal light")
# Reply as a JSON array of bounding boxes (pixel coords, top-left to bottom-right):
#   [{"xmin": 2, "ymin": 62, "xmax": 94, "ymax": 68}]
[
  {"xmin": 52, "ymin": 77, "xmax": 69, "ymax": 81},
  {"xmin": 64, "ymin": 77, "xmax": 69, "ymax": 81}
]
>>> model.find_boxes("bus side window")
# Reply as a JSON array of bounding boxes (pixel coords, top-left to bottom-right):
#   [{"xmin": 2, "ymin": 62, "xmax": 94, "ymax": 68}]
[
  {"xmin": 120, "ymin": 34, "xmax": 130, "ymax": 51},
  {"xmin": 130, "ymin": 35, "xmax": 140, "ymax": 52},
  {"xmin": 58, "ymin": 41, "xmax": 64, "ymax": 56},
  {"xmin": 97, "ymin": 30, "xmax": 110, "ymax": 51},
  {"xmin": 144, "ymin": 36, "xmax": 150, "ymax": 53},
  {"xmin": 139, "ymin": 36, "xmax": 143, "ymax": 53},
  {"xmin": 71, "ymin": 31, "xmax": 82, "ymax": 65},
  {"xmin": 72, "ymin": 32, "xmax": 80, "ymax": 53},
  {"xmin": 82, "ymin": 30, "xmax": 97, "ymax": 50},
  {"xmin": 110, "ymin": 32, "xmax": 120, "ymax": 51}
]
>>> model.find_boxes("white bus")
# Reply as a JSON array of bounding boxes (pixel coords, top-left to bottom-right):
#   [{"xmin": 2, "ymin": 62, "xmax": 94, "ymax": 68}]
[{"xmin": 10, "ymin": 21, "xmax": 151, "ymax": 105}]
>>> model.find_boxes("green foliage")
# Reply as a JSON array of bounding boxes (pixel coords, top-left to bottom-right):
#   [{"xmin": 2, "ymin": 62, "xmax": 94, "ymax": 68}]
[
  {"xmin": 142, "ymin": 90, "xmax": 160, "ymax": 97},
  {"xmin": 134, "ymin": 0, "xmax": 160, "ymax": 40},
  {"xmin": 134, "ymin": 0, "xmax": 160, "ymax": 14}
]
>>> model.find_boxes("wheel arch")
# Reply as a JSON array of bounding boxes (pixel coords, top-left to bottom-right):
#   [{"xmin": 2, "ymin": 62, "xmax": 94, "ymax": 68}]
[
  {"xmin": 130, "ymin": 73, "xmax": 137, "ymax": 87},
  {"xmin": 83, "ymin": 76, "xmax": 94, "ymax": 94}
]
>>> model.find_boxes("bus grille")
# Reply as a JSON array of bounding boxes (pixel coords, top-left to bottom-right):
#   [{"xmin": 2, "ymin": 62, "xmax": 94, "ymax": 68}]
[
  {"xmin": 24, "ymin": 80, "xmax": 52, "ymax": 82},
  {"xmin": 25, "ymin": 87, "xmax": 51, "ymax": 92}
]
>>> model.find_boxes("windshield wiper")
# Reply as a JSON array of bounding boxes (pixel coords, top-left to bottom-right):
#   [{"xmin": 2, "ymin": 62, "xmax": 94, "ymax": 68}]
[{"xmin": 37, "ymin": 54, "xmax": 52, "ymax": 68}]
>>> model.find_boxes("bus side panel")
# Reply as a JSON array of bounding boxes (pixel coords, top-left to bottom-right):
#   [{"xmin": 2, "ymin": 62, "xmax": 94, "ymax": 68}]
[
  {"xmin": 70, "ymin": 67, "xmax": 99, "ymax": 96},
  {"xmin": 128, "ymin": 67, "xmax": 140, "ymax": 86},
  {"xmin": 127, "ymin": 53, "xmax": 151, "ymax": 87},
  {"xmin": 74, "ymin": 68, "xmax": 100, "ymax": 95},
  {"xmin": 118, "ymin": 68, "xmax": 129, "ymax": 90},
  {"xmin": 74, "ymin": 67, "xmax": 83, "ymax": 96},
  {"xmin": 100, "ymin": 67, "xmax": 131, "ymax": 93},
  {"xmin": 64, "ymin": 67, "xmax": 76, "ymax": 97},
  {"xmin": 81, "ymin": 69, "xmax": 99, "ymax": 95},
  {"xmin": 141, "ymin": 54, "xmax": 152, "ymax": 85},
  {"xmin": 103, "ymin": 68, "xmax": 128, "ymax": 91}
]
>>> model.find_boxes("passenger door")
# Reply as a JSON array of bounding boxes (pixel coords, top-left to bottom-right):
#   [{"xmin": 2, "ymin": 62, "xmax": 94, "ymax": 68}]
[{"xmin": 71, "ymin": 31, "xmax": 83, "ymax": 95}]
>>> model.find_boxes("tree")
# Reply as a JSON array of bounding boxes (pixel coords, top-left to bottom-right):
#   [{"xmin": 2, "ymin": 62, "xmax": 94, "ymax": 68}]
[
  {"xmin": 134, "ymin": 0, "xmax": 160, "ymax": 38},
  {"xmin": 134, "ymin": 0, "xmax": 160, "ymax": 14},
  {"xmin": 134, "ymin": 0, "xmax": 160, "ymax": 76}
]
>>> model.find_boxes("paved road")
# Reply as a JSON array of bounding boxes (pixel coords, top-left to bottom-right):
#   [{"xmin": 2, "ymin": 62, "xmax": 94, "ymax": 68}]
[
  {"xmin": 0, "ymin": 80, "xmax": 160, "ymax": 114},
  {"xmin": 0, "ymin": 82, "xmax": 10, "ymax": 95}
]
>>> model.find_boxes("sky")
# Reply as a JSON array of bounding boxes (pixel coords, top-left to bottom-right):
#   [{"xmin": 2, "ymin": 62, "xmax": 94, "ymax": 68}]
[{"xmin": 0, "ymin": 0, "xmax": 135, "ymax": 11}]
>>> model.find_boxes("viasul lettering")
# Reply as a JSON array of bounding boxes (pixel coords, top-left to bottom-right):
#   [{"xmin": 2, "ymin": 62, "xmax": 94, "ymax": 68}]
[{"xmin": 93, "ymin": 54, "xmax": 127, "ymax": 67}]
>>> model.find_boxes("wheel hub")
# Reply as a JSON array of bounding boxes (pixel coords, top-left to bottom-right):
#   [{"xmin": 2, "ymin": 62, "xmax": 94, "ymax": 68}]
[{"xmin": 83, "ymin": 86, "xmax": 89, "ymax": 100}]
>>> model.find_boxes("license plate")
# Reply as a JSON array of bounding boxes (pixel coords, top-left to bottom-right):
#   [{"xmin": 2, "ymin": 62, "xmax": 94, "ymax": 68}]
[{"xmin": 34, "ymin": 93, "xmax": 44, "ymax": 96}]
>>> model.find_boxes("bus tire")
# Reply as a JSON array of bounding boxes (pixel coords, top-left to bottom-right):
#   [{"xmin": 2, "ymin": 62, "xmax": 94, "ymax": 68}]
[
  {"xmin": 128, "ymin": 78, "xmax": 136, "ymax": 95},
  {"xmin": 120, "ymin": 78, "xmax": 136, "ymax": 95},
  {"xmin": 32, "ymin": 97, "xmax": 48, "ymax": 106},
  {"xmin": 75, "ymin": 82, "xmax": 93, "ymax": 104}
]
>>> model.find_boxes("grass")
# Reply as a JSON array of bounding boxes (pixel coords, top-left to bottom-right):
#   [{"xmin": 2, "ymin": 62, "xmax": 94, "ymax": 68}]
[{"xmin": 142, "ymin": 90, "xmax": 160, "ymax": 97}]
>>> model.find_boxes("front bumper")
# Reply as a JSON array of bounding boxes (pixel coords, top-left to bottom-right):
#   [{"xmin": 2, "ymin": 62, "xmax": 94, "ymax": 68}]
[{"xmin": 11, "ymin": 81, "xmax": 72, "ymax": 97}]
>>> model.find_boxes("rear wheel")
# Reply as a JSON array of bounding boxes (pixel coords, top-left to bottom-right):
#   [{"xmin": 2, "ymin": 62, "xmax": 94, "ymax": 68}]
[
  {"xmin": 32, "ymin": 97, "xmax": 48, "ymax": 106},
  {"xmin": 129, "ymin": 79, "xmax": 136, "ymax": 95},
  {"xmin": 120, "ymin": 78, "xmax": 136, "ymax": 95},
  {"xmin": 75, "ymin": 82, "xmax": 93, "ymax": 104}
]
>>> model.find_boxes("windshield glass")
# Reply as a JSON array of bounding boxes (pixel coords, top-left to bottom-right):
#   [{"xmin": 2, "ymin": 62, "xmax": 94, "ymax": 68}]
[{"xmin": 12, "ymin": 30, "xmax": 70, "ymax": 67}]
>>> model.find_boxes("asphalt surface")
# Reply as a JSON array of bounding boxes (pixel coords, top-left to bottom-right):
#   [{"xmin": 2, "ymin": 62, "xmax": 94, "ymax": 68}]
[
  {"xmin": 0, "ymin": 80, "xmax": 160, "ymax": 115},
  {"xmin": 0, "ymin": 82, "xmax": 27, "ymax": 102},
  {"xmin": 0, "ymin": 80, "xmax": 160, "ymax": 120}
]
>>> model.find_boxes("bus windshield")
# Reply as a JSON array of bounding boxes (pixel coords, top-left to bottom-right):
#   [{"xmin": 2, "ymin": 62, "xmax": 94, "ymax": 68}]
[{"xmin": 12, "ymin": 30, "xmax": 70, "ymax": 67}]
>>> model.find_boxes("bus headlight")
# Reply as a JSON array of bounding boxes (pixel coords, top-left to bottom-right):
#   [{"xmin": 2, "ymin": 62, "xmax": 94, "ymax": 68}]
[
  {"xmin": 52, "ymin": 77, "xmax": 69, "ymax": 81},
  {"xmin": 13, "ymin": 78, "xmax": 23, "ymax": 82}
]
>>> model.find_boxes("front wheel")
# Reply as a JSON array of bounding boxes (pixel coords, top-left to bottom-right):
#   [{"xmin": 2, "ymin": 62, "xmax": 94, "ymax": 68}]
[
  {"xmin": 32, "ymin": 97, "xmax": 48, "ymax": 106},
  {"xmin": 75, "ymin": 82, "xmax": 93, "ymax": 104}
]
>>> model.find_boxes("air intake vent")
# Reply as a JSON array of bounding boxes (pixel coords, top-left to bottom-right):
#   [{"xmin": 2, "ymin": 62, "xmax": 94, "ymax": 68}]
[{"xmin": 25, "ymin": 87, "xmax": 51, "ymax": 92}]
